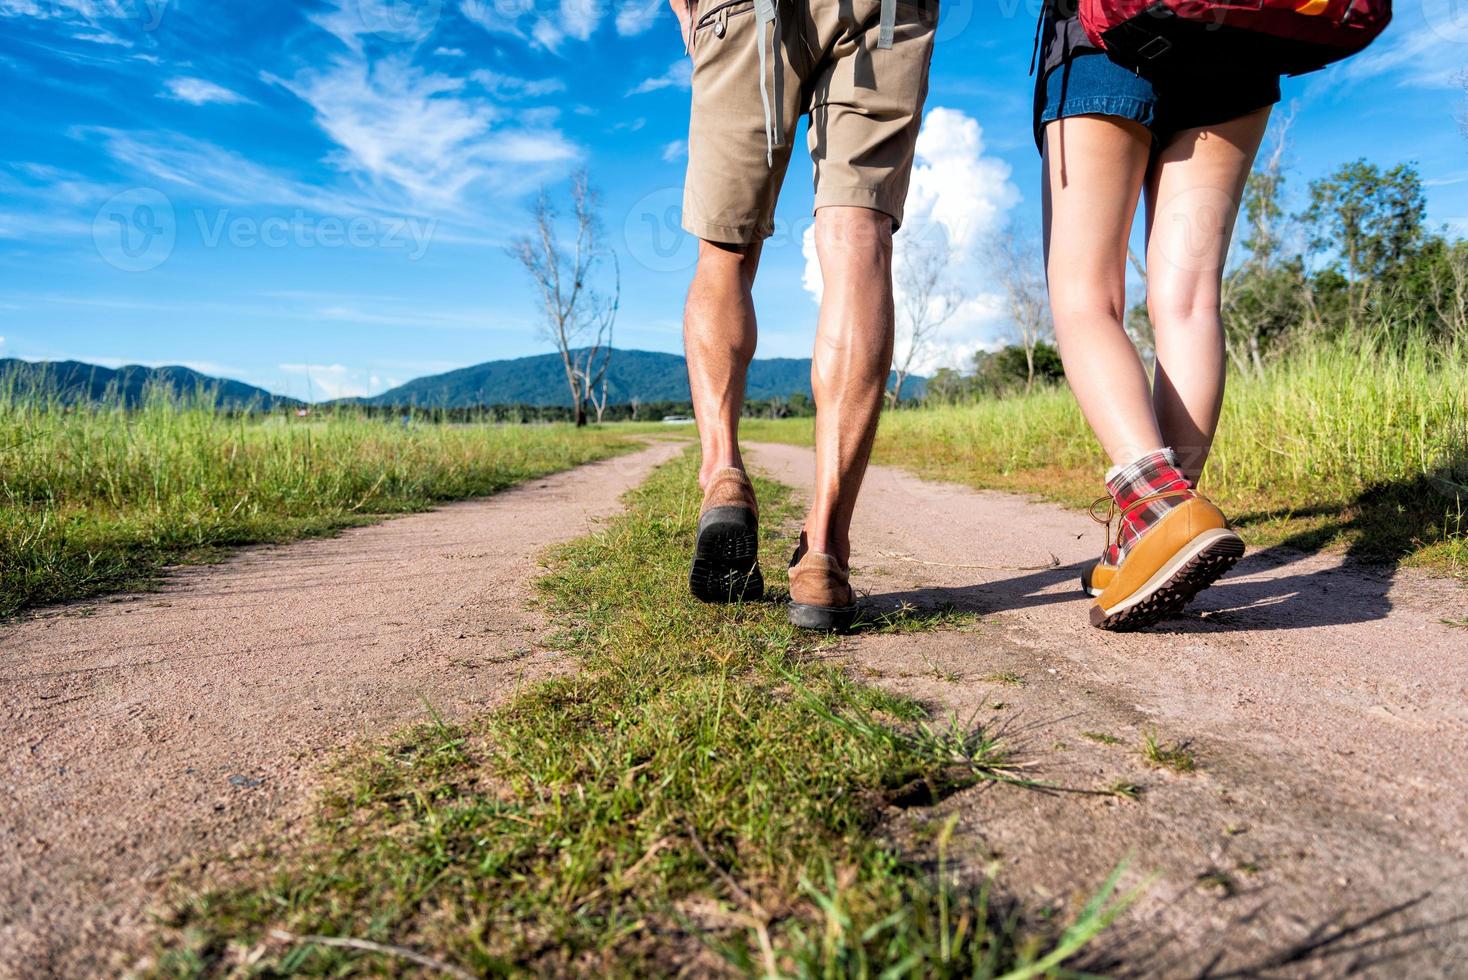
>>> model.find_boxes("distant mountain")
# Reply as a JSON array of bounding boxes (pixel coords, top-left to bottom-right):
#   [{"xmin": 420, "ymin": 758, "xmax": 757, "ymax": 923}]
[
  {"xmin": 361, "ymin": 349, "xmax": 924, "ymax": 408},
  {"xmin": 0, "ymin": 359, "xmax": 297, "ymax": 410}
]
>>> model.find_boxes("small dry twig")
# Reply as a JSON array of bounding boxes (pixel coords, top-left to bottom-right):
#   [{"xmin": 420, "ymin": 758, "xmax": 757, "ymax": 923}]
[
  {"xmin": 685, "ymin": 823, "xmax": 779, "ymax": 976},
  {"xmin": 268, "ymin": 929, "xmax": 476, "ymax": 979},
  {"xmin": 877, "ymin": 550, "xmax": 1060, "ymax": 572}
]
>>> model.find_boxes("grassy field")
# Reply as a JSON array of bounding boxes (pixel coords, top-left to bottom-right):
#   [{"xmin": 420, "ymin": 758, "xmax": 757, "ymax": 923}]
[
  {"xmin": 152, "ymin": 453, "xmax": 1130, "ymax": 977},
  {"xmin": 0, "ymin": 391, "xmax": 639, "ymax": 618},
  {"xmin": 743, "ymin": 337, "xmax": 1468, "ymax": 575}
]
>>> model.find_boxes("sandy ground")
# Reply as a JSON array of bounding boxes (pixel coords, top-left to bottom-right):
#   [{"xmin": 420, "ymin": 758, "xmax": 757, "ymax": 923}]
[
  {"xmin": 0, "ymin": 442, "xmax": 681, "ymax": 979},
  {"xmin": 748, "ymin": 442, "xmax": 1468, "ymax": 978}
]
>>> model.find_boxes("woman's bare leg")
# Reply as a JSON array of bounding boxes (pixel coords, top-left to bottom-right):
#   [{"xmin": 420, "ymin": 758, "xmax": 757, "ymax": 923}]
[
  {"xmin": 1143, "ymin": 108, "xmax": 1272, "ymax": 485},
  {"xmin": 1041, "ymin": 115, "xmax": 1161, "ymax": 469}
]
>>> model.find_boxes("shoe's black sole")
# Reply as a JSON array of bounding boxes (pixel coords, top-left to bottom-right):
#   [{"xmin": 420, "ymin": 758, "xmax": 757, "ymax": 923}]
[
  {"xmin": 787, "ymin": 601, "xmax": 859, "ymax": 632},
  {"xmin": 689, "ymin": 506, "xmax": 763, "ymax": 603},
  {"xmin": 1090, "ymin": 534, "xmax": 1244, "ymax": 631}
]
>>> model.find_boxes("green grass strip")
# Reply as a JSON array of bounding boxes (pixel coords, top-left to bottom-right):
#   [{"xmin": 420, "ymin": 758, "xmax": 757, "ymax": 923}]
[
  {"xmin": 153, "ymin": 452, "xmax": 1127, "ymax": 977},
  {"xmin": 0, "ymin": 393, "xmax": 636, "ymax": 617}
]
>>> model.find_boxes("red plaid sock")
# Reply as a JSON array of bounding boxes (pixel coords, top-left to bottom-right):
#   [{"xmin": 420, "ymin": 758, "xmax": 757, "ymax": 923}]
[{"xmin": 1105, "ymin": 449, "xmax": 1194, "ymax": 561}]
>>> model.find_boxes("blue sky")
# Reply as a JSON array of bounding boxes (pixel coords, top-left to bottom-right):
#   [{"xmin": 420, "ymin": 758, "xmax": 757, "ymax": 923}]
[{"xmin": 1, "ymin": 0, "xmax": 1464, "ymax": 400}]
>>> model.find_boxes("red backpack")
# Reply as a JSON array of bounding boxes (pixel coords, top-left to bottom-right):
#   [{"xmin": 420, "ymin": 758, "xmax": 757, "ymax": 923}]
[{"xmin": 1079, "ymin": 0, "xmax": 1392, "ymax": 76}]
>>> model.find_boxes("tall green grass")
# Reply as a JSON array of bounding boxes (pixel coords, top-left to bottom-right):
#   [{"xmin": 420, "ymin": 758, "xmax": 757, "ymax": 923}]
[
  {"xmin": 0, "ymin": 385, "xmax": 635, "ymax": 617},
  {"xmin": 743, "ymin": 337, "xmax": 1468, "ymax": 573}
]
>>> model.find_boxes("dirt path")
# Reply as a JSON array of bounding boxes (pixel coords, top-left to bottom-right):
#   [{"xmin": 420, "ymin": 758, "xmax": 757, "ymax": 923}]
[
  {"xmin": 0, "ymin": 442, "xmax": 681, "ymax": 979},
  {"xmin": 749, "ymin": 443, "xmax": 1468, "ymax": 978}
]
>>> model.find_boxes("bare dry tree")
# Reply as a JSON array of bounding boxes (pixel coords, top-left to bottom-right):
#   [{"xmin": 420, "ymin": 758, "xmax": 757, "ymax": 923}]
[
  {"xmin": 889, "ymin": 233, "xmax": 961, "ymax": 407},
  {"xmin": 508, "ymin": 171, "xmax": 618, "ymax": 427},
  {"xmin": 581, "ymin": 252, "xmax": 619, "ymax": 425},
  {"xmin": 991, "ymin": 225, "xmax": 1052, "ymax": 392}
]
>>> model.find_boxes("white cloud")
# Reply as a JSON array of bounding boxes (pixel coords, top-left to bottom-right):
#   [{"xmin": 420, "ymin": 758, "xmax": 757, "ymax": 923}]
[
  {"xmin": 0, "ymin": 0, "xmax": 164, "ymax": 29},
  {"xmin": 904, "ymin": 107, "xmax": 1020, "ymax": 252},
  {"xmin": 270, "ymin": 53, "xmax": 579, "ymax": 209},
  {"xmin": 459, "ymin": 0, "xmax": 527, "ymax": 40},
  {"xmin": 519, "ymin": 105, "xmax": 560, "ymax": 126},
  {"xmin": 615, "ymin": 0, "xmax": 661, "ymax": 35},
  {"xmin": 531, "ymin": 17, "xmax": 564, "ymax": 49},
  {"xmin": 277, "ymin": 363, "xmax": 377, "ymax": 400},
  {"xmin": 471, "ymin": 69, "xmax": 566, "ymax": 98},
  {"xmin": 560, "ymin": 0, "xmax": 602, "ymax": 40},
  {"xmin": 311, "ymin": 0, "xmax": 438, "ymax": 52},
  {"xmin": 96, "ymin": 128, "xmax": 369, "ymax": 214},
  {"xmin": 1332, "ymin": 1, "xmax": 1468, "ymax": 90},
  {"xmin": 661, "ymin": 139, "xmax": 687, "ymax": 162},
  {"xmin": 73, "ymin": 29, "xmax": 129, "ymax": 44},
  {"xmin": 434, "ymin": 46, "xmax": 466, "ymax": 56},
  {"xmin": 163, "ymin": 77, "xmax": 250, "ymax": 106},
  {"xmin": 1426, "ymin": 169, "xmax": 1468, "ymax": 188},
  {"xmin": 460, "ymin": 0, "xmax": 605, "ymax": 50},
  {"xmin": 801, "ymin": 107, "xmax": 1021, "ymax": 373},
  {"xmin": 629, "ymin": 59, "xmax": 691, "ymax": 95},
  {"xmin": 26, "ymin": 354, "xmax": 250, "ymax": 378},
  {"xmin": 0, "ymin": 0, "xmax": 130, "ymax": 19}
]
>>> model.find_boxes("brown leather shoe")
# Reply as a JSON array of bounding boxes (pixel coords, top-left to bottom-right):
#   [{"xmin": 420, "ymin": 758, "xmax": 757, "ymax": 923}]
[
  {"xmin": 689, "ymin": 466, "xmax": 764, "ymax": 603},
  {"xmin": 1090, "ymin": 495, "xmax": 1244, "ymax": 630},
  {"xmin": 787, "ymin": 538, "xmax": 859, "ymax": 631}
]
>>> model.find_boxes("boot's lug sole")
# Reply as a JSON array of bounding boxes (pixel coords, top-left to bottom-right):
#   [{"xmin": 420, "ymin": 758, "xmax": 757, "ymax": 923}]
[
  {"xmin": 1091, "ymin": 530, "xmax": 1244, "ymax": 631},
  {"xmin": 689, "ymin": 506, "xmax": 763, "ymax": 603}
]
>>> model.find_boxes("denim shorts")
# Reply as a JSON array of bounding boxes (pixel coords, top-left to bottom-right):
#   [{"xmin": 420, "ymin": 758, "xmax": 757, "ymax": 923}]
[{"xmin": 1033, "ymin": 50, "xmax": 1280, "ymax": 153}]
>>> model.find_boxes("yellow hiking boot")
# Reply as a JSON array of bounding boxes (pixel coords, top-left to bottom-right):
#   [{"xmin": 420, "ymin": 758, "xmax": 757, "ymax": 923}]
[{"xmin": 1089, "ymin": 492, "xmax": 1244, "ymax": 631}]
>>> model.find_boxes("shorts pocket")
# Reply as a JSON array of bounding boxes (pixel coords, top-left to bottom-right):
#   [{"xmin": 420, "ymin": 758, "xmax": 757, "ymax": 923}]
[{"xmin": 695, "ymin": 0, "xmax": 755, "ymax": 40}]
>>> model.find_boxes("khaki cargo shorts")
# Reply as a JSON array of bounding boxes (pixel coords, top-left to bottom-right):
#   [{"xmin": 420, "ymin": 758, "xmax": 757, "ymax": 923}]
[{"xmin": 682, "ymin": 0, "xmax": 938, "ymax": 244}]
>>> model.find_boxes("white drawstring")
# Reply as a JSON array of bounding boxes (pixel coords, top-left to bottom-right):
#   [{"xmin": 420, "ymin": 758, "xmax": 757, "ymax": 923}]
[{"xmin": 753, "ymin": 0, "xmax": 782, "ymax": 167}]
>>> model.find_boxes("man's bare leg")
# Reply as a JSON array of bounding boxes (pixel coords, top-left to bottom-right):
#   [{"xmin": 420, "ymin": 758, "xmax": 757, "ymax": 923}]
[
  {"xmin": 685, "ymin": 239, "xmax": 761, "ymax": 488},
  {"xmin": 685, "ymin": 239, "xmax": 767, "ymax": 603},
  {"xmin": 803, "ymin": 206, "xmax": 895, "ymax": 567}
]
